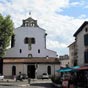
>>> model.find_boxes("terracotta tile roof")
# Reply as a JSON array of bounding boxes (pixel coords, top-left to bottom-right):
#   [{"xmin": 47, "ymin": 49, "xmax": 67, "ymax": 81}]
[{"xmin": 3, "ymin": 57, "xmax": 60, "ymax": 64}]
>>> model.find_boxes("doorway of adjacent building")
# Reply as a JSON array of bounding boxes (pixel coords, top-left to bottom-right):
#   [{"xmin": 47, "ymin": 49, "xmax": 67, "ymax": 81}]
[
  {"xmin": 0, "ymin": 58, "xmax": 3, "ymax": 75},
  {"xmin": 27, "ymin": 65, "xmax": 35, "ymax": 78}
]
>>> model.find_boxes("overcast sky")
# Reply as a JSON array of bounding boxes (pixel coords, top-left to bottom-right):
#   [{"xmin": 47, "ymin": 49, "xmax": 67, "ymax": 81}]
[{"xmin": 0, "ymin": 0, "xmax": 88, "ymax": 56}]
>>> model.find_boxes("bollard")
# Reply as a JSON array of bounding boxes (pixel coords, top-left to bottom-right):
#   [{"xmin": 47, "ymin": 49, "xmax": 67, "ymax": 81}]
[
  {"xmin": 28, "ymin": 78, "xmax": 31, "ymax": 84},
  {"xmin": 62, "ymin": 79, "xmax": 69, "ymax": 88},
  {"xmin": 14, "ymin": 75, "xmax": 16, "ymax": 80}
]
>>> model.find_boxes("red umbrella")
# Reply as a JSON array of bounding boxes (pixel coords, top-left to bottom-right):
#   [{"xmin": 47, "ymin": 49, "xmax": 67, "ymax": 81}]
[{"xmin": 77, "ymin": 66, "xmax": 88, "ymax": 70}]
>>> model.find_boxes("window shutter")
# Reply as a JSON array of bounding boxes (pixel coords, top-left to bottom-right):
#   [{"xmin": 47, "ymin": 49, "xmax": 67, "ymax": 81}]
[
  {"xmin": 84, "ymin": 51, "xmax": 88, "ymax": 63},
  {"xmin": 84, "ymin": 34, "xmax": 88, "ymax": 46}
]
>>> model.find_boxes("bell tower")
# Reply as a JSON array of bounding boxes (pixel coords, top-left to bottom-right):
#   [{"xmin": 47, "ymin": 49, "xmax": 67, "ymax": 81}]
[{"xmin": 21, "ymin": 15, "xmax": 39, "ymax": 27}]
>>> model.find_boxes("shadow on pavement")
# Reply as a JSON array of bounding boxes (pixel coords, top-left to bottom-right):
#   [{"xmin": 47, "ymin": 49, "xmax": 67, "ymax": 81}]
[{"xmin": 30, "ymin": 82, "xmax": 59, "ymax": 88}]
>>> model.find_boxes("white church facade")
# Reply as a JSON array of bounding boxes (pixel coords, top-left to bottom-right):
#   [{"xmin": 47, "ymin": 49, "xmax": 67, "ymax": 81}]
[
  {"xmin": 3, "ymin": 16, "xmax": 60, "ymax": 78},
  {"xmin": 5, "ymin": 17, "xmax": 57, "ymax": 58}
]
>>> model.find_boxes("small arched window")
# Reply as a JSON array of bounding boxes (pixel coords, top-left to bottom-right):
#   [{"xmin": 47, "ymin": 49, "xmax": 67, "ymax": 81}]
[
  {"xmin": 47, "ymin": 66, "xmax": 51, "ymax": 75},
  {"xmin": 12, "ymin": 66, "xmax": 16, "ymax": 76},
  {"xmin": 31, "ymin": 22, "xmax": 35, "ymax": 27},
  {"xmin": 28, "ymin": 54, "xmax": 32, "ymax": 57},
  {"xmin": 38, "ymin": 49, "xmax": 40, "ymax": 53},
  {"xmin": 19, "ymin": 49, "xmax": 22, "ymax": 53}
]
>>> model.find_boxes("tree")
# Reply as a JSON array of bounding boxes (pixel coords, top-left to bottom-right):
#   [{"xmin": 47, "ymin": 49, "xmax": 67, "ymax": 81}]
[{"xmin": 0, "ymin": 14, "xmax": 14, "ymax": 57}]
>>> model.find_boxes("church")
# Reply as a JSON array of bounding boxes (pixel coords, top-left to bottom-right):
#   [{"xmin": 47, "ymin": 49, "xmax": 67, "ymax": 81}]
[{"xmin": 3, "ymin": 16, "xmax": 60, "ymax": 78}]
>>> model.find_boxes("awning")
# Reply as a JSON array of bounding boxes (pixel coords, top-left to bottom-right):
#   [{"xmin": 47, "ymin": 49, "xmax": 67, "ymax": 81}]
[
  {"xmin": 56, "ymin": 67, "xmax": 72, "ymax": 72},
  {"xmin": 56, "ymin": 66, "xmax": 80, "ymax": 72},
  {"xmin": 71, "ymin": 66, "xmax": 80, "ymax": 69},
  {"xmin": 77, "ymin": 66, "xmax": 88, "ymax": 70}
]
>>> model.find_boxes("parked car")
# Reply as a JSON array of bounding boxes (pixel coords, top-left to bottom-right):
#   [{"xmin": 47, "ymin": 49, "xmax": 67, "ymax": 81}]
[
  {"xmin": 42, "ymin": 73, "xmax": 49, "ymax": 79},
  {"xmin": 0, "ymin": 75, "xmax": 4, "ymax": 80}
]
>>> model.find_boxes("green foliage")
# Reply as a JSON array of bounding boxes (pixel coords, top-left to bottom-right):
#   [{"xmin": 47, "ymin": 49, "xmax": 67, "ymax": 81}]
[
  {"xmin": 51, "ymin": 75, "xmax": 62, "ymax": 84},
  {"xmin": 0, "ymin": 14, "xmax": 14, "ymax": 57}
]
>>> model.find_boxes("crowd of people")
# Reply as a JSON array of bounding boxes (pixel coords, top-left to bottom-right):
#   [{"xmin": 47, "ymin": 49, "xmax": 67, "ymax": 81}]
[{"xmin": 61, "ymin": 71, "xmax": 88, "ymax": 88}]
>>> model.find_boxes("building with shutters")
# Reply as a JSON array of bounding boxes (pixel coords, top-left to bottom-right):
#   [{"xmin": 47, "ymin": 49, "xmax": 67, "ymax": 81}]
[
  {"xmin": 68, "ymin": 21, "xmax": 88, "ymax": 66},
  {"xmin": 68, "ymin": 42, "xmax": 77, "ymax": 66}
]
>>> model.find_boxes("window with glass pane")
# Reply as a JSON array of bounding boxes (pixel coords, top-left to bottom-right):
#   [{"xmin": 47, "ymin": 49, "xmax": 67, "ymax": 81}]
[
  {"xmin": 31, "ymin": 38, "xmax": 35, "ymax": 44},
  {"xmin": 24, "ymin": 37, "xmax": 28, "ymax": 44}
]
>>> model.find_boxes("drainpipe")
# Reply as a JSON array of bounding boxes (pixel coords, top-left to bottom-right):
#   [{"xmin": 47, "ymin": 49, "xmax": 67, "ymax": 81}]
[{"xmin": 54, "ymin": 64, "xmax": 55, "ymax": 77}]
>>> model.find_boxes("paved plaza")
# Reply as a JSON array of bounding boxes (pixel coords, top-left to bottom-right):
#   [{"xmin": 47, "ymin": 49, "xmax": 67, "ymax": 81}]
[{"xmin": 0, "ymin": 79, "xmax": 56, "ymax": 88}]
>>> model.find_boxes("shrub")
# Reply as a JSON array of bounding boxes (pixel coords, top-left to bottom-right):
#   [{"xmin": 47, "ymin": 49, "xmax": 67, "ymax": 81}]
[{"xmin": 51, "ymin": 75, "xmax": 62, "ymax": 84}]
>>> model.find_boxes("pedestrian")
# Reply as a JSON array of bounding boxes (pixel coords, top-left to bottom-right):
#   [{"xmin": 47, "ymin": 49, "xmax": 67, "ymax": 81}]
[
  {"xmin": 62, "ymin": 76, "xmax": 69, "ymax": 88},
  {"xmin": 16, "ymin": 72, "xmax": 23, "ymax": 81},
  {"xmin": 28, "ymin": 71, "xmax": 31, "ymax": 84},
  {"xmin": 69, "ymin": 73, "xmax": 75, "ymax": 88}
]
